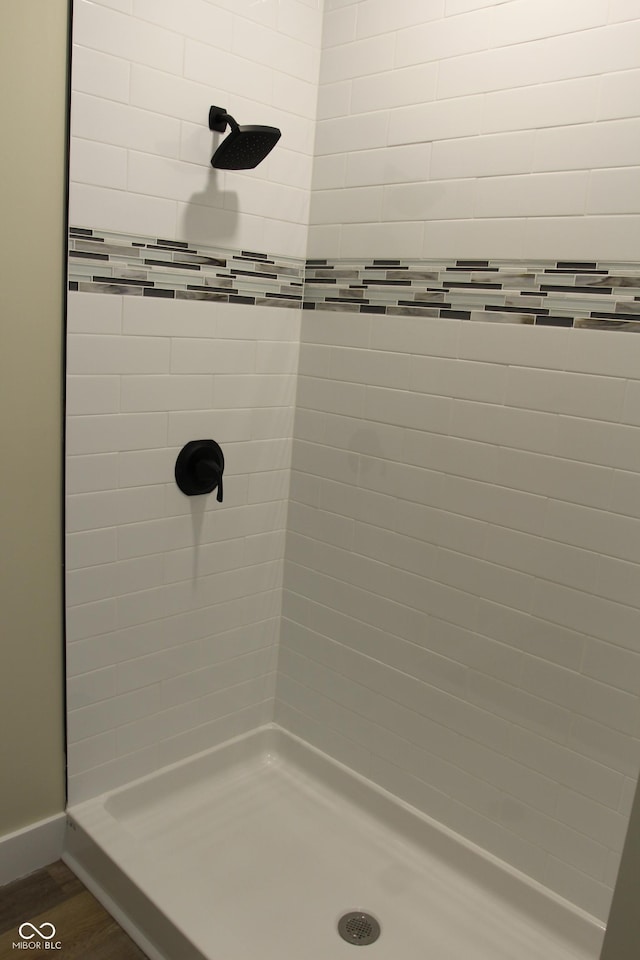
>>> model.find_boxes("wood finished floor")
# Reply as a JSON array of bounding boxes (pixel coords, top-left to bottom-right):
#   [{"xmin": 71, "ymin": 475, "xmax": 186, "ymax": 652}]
[{"xmin": 0, "ymin": 861, "xmax": 148, "ymax": 959}]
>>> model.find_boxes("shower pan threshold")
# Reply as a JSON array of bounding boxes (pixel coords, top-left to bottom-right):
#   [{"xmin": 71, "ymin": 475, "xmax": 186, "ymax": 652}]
[{"xmin": 63, "ymin": 724, "xmax": 604, "ymax": 960}]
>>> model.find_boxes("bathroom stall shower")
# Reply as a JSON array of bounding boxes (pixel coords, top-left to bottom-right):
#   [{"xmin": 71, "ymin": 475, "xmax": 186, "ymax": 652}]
[{"xmin": 65, "ymin": 1, "xmax": 640, "ymax": 958}]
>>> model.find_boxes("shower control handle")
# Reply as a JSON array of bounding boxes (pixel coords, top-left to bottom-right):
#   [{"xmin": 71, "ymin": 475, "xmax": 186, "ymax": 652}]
[
  {"xmin": 195, "ymin": 458, "xmax": 224, "ymax": 502},
  {"xmin": 175, "ymin": 440, "xmax": 225, "ymax": 500}
]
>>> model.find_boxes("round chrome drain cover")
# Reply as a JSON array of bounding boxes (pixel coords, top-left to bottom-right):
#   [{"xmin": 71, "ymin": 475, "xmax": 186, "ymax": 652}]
[{"xmin": 338, "ymin": 911, "xmax": 381, "ymax": 946}]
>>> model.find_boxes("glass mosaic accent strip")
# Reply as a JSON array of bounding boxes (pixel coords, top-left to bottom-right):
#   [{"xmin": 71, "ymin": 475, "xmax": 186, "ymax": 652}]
[
  {"xmin": 68, "ymin": 229, "xmax": 640, "ymax": 332},
  {"xmin": 68, "ymin": 227, "xmax": 305, "ymax": 308},
  {"xmin": 304, "ymin": 258, "xmax": 640, "ymax": 331}
]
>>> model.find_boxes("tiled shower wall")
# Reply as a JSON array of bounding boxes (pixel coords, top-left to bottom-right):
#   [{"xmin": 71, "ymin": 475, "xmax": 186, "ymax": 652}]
[
  {"xmin": 65, "ymin": 0, "xmax": 321, "ymax": 801},
  {"xmin": 310, "ymin": 0, "xmax": 640, "ymax": 259},
  {"xmin": 70, "ymin": 0, "xmax": 322, "ymax": 254},
  {"xmin": 278, "ymin": 0, "xmax": 640, "ymax": 922},
  {"xmin": 279, "ymin": 309, "xmax": 640, "ymax": 921},
  {"xmin": 66, "ymin": 291, "xmax": 299, "ymax": 802}
]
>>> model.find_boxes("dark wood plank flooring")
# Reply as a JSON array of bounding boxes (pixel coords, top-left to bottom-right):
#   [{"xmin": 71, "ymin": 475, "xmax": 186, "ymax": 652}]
[{"xmin": 0, "ymin": 861, "xmax": 148, "ymax": 959}]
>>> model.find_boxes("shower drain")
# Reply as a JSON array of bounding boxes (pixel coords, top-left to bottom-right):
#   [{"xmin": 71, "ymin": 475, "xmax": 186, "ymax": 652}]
[{"xmin": 337, "ymin": 911, "xmax": 381, "ymax": 946}]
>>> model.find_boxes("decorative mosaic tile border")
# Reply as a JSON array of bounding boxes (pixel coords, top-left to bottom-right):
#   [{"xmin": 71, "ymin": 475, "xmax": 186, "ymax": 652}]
[
  {"xmin": 68, "ymin": 229, "xmax": 640, "ymax": 332},
  {"xmin": 68, "ymin": 227, "xmax": 304, "ymax": 308},
  {"xmin": 304, "ymin": 258, "xmax": 640, "ymax": 332}
]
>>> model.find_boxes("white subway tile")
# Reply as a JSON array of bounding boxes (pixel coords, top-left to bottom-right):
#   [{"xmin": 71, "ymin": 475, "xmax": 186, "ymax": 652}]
[
  {"xmin": 583, "ymin": 637, "xmax": 640, "ymax": 695},
  {"xmin": 314, "ymin": 112, "xmax": 389, "ymax": 156},
  {"xmin": 211, "ymin": 374, "xmax": 297, "ymax": 408},
  {"xmin": 232, "ymin": 17, "xmax": 319, "ymax": 84},
  {"xmin": 383, "ymin": 179, "xmax": 475, "ymax": 222},
  {"xmin": 340, "ymin": 221, "xmax": 425, "ymax": 258},
  {"xmin": 310, "ymin": 186, "xmax": 383, "ymax": 224},
  {"xmin": 468, "ymin": 671, "xmax": 572, "ymax": 744},
  {"xmin": 321, "ymin": 4, "xmax": 357, "ymax": 46},
  {"xmin": 508, "ymin": 725, "xmax": 624, "ymax": 809},
  {"xmin": 505, "ymin": 367, "xmax": 625, "ymax": 423},
  {"xmin": 67, "ymin": 291, "xmax": 122, "ymax": 334},
  {"xmin": 73, "ymin": 0, "xmax": 184, "ymax": 73},
  {"xmin": 167, "ymin": 409, "xmax": 253, "ymax": 444},
  {"xmin": 435, "ymin": 548, "xmax": 535, "ymax": 612},
  {"xmin": 92, "ymin": 0, "xmax": 132, "ymax": 11},
  {"xmin": 71, "ymin": 93, "xmax": 180, "ymax": 157},
  {"xmin": 599, "ymin": 68, "xmax": 640, "ymax": 122},
  {"xmin": 490, "ymin": 0, "xmax": 608, "ymax": 49},
  {"xmin": 431, "ymin": 130, "xmax": 534, "ymax": 180},
  {"xmin": 351, "ymin": 62, "xmax": 438, "ymax": 113},
  {"xmin": 438, "ymin": 474, "xmax": 547, "ymax": 535},
  {"xmin": 70, "ymin": 138, "xmax": 127, "ymax": 190},
  {"xmin": 369, "ymin": 314, "xmax": 458, "ymax": 358},
  {"xmin": 438, "ymin": 21, "xmax": 640, "ymax": 100},
  {"xmin": 70, "ymin": 183, "xmax": 177, "ymax": 238},
  {"xmin": 277, "ymin": 0, "xmax": 323, "ymax": 45},
  {"xmin": 132, "ymin": 0, "xmax": 232, "ymax": 46},
  {"xmin": 68, "ymin": 667, "xmax": 118, "ymax": 710},
  {"xmin": 521, "ymin": 657, "xmax": 640, "ymax": 735},
  {"xmin": 67, "ymin": 529, "xmax": 118, "ymax": 570},
  {"xmin": 71, "ymin": 44, "xmax": 130, "ymax": 103},
  {"xmin": 482, "ymin": 77, "xmax": 599, "ymax": 134},
  {"xmin": 345, "ymin": 144, "xmax": 430, "ymax": 187},
  {"xmin": 410, "ymin": 356, "xmax": 506, "ymax": 403},
  {"xmin": 122, "ymin": 296, "xmax": 218, "ymax": 338},
  {"xmin": 312, "ymin": 154, "xmax": 347, "ymax": 191},
  {"xmin": 68, "ymin": 335, "xmax": 170, "ymax": 375},
  {"xmin": 445, "ymin": 0, "xmax": 499, "ymax": 11},
  {"xmin": 67, "ymin": 731, "xmax": 117, "ymax": 774},
  {"xmin": 483, "ymin": 527, "xmax": 598, "ymax": 594},
  {"xmin": 120, "ymin": 375, "xmax": 213, "ymax": 412},
  {"xmin": 569, "ymin": 715, "xmax": 640, "ymax": 778},
  {"xmin": 66, "ymin": 598, "xmax": 118, "ymax": 643},
  {"xmin": 66, "ymin": 376, "xmax": 120, "ymax": 415},
  {"xmin": 544, "ymin": 498, "xmax": 640, "ymax": 566},
  {"xmin": 67, "ymin": 413, "xmax": 168, "ymax": 455},
  {"xmin": 476, "ymin": 600, "xmax": 584, "ymax": 670},
  {"xmin": 130, "ymin": 151, "xmax": 223, "ymax": 207},
  {"xmin": 608, "ymin": 0, "xmax": 640, "ymax": 23},
  {"xmin": 532, "ymin": 577, "xmax": 640, "ymax": 652},
  {"xmin": 255, "ymin": 342, "xmax": 300, "ymax": 374},
  {"xmin": 316, "ymin": 81, "xmax": 352, "ymax": 121},
  {"xmin": 357, "ymin": 0, "xmax": 445, "ymax": 39},
  {"xmin": 475, "ymin": 172, "xmax": 588, "ymax": 218},
  {"xmin": 365, "ymin": 386, "xmax": 452, "ymax": 434},
  {"xmin": 566, "ymin": 326, "xmax": 640, "ymax": 380},
  {"xmin": 67, "ymin": 490, "xmax": 120, "ymax": 533},
  {"xmin": 459, "ymin": 320, "xmax": 571, "ymax": 369},
  {"xmin": 521, "ymin": 215, "xmax": 640, "ymax": 262},
  {"xmin": 588, "ymin": 166, "xmax": 640, "ymax": 214},
  {"xmin": 118, "ymin": 448, "xmax": 175, "ymax": 488},
  {"xmin": 534, "ymin": 119, "xmax": 640, "ymax": 174},
  {"xmin": 609, "ymin": 470, "xmax": 640, "ymax": 521},
  {"xmin": 389, "ymin": 97, "xmax": 483, "ymax": 148},
  {"xmin": 67, "ymin": 454, "xmax": 120, "ymax": 494},
  {"xmin": 395, "ymin": 8, "xmax": 490, "ymax": 67},
  {"xmin": 320, "ymin": 35, "xmax": 394, "ymax": 84},
  {"xmin": 67, "ymin": 562, "xmax": 118, "ymax": 607},
  {"xmin": 174, "ymin": 201, "xmax": 266, "ymax": 253}
]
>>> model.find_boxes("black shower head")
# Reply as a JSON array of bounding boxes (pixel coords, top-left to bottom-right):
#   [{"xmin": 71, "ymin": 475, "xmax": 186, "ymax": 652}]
[{"xmin": 209, "ymin": 106, "xmax": 281, "ymax": 170}]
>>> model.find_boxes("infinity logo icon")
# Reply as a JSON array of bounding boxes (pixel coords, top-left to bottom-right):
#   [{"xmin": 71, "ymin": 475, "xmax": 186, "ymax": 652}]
[{"xmin": 18, "ymin": 923, "xmax": 56, "ymax": 940}]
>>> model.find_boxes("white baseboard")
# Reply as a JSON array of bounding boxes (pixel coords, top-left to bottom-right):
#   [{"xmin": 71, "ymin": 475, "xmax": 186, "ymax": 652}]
[{"xmin": 0, "ymin": 813, "xmax": 66, "ymax": 886}]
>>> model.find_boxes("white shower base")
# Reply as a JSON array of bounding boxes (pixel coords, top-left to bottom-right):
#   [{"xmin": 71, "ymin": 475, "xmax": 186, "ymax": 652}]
[{"xmin": 64, "ymin": 725, "xmax": 604, "ymax": 960}]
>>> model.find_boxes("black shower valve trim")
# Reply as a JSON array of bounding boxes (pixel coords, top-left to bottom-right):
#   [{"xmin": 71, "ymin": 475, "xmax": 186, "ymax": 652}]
[{"xmin": 175, "ymin": 439, "xmax": 225, "ymax": 500}]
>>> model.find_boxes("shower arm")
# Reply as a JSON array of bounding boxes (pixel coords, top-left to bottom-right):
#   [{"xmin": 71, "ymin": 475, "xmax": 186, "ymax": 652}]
[{"xmin": 208, "ymin": 107, "xmax": 239, "ymax": 134}]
